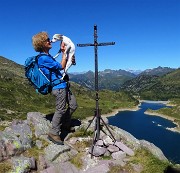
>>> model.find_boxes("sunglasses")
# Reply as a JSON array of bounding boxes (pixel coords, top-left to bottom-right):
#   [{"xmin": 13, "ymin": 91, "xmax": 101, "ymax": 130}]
[{"xmin": 45, "ymin": 38, "xmax": 51, "ymax": 43}]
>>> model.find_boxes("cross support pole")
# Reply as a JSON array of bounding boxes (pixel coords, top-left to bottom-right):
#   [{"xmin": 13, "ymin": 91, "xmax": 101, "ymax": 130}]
[{"xmin": 77, "ymin": 25, "xmax": 116, "ymax": 157}]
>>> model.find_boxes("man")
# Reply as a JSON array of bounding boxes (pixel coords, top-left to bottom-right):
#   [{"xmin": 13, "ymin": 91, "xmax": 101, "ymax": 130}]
[{"xmin": 32, "ymin": 31, "xmax": 77, "ymax": 145}]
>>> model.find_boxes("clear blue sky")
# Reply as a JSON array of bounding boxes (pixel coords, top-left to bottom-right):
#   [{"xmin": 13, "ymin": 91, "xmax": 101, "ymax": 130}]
[{"xmin": 0, "ymin": 0, "xmax": 179, "ymax": 72}]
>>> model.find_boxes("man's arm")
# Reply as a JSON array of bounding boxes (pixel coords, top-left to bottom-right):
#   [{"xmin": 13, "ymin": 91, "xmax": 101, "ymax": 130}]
[{"xmin": 60, "ymin": 42, "xmax": 67, "ymax": 69}]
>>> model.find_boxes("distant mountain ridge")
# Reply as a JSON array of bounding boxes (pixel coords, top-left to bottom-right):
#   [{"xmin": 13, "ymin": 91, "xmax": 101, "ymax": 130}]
[
  {"xmin": 69, "ymin": 69, "xmax": 136, "ymax": 91},
  {"xmin": 126, "ymin": 69, "xmax": 142, "ymax": 75},
  {"xmin": 69, "ymin": 66, "xmax": 177, "ymax": 91},
  {"xmin": 140, "ymin": 66, "xmax": 176, "ymax": 76}
]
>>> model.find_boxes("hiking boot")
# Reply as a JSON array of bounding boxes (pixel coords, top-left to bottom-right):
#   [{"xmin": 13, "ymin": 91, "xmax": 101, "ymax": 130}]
[{"xmin": 48, "ymin": 133, "xmax": 64, "ymax": 145}]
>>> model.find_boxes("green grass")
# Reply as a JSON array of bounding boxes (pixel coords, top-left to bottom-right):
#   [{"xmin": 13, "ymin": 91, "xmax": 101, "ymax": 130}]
[
  {"xmin": 0, "ymin": 161, "xmax": 12, "ymax": 173},
  {"xmin": 108, "ymin": 148, "xmax": 170, "ymax": 173},
  {"xmin": 70, "ymin": 152, "xmax": 84, "ymax": 169},
  {"xmin": 131, "ymin": 149, "xmax": 171, "ymax": 173},
  {"xmin": 69, "ymin": 127, "xmax": 94, "ymax": 138},
  {"xmin": 146, "ymin": 98, "xmax": 180, "ymax": 128},
  {"xmin": 0, "ymin": 71, "xmax": 138, "ymax": 121},
  {"xmin": 71, "ymin": 88, "xmax": 138, "ymax": 120}
]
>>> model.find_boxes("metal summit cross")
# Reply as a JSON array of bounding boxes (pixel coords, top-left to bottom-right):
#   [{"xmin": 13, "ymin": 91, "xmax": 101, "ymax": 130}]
[{"xmin": 77, "ymin": 25, "xmax": 116, "ymax": 156}]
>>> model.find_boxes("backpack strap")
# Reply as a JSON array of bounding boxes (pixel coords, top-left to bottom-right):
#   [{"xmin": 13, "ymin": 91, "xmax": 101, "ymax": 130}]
[
  {"xmin": 36, "ymin": 53, "xmax": 63, "ymax": 87},
  {"xmin": 51, "ymin": 79, "xmax": 62, "ymax": 86}
]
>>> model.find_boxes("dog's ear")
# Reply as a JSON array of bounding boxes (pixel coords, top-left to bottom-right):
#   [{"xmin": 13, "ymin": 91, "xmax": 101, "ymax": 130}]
[
  {"xmin": 57, "ymin": 34, "xmax": 63, "ymax": 40},
  {"xmin": 57, "ymin": 34, "xmax": 61, "ymax": 39},
  {"xmin": 60, "ymin": 35, "xmax": 63, "ymax": 40}
]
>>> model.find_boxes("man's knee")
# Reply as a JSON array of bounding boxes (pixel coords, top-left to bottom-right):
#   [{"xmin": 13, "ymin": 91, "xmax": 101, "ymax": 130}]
[
  {"xmin": 70, "ymin": 104, "xmax": 78, "ymax": 114},
  {"xmin": 56, "ymin": 109, "xmax": 66, "ymax": 115},
  {"xmin": 73, "ymin": 103, "xmax": 78, "ymax": 111}
]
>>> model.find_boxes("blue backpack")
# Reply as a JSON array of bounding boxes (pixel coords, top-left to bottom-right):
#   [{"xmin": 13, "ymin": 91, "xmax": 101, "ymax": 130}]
[{"xmin": 24, "ymin": 54, "xmax": 62, "ymax": 95}]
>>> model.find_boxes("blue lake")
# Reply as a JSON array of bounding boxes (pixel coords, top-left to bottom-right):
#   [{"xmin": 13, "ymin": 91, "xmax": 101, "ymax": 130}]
[{"xmin": 108, "ymin": 102, "xmax": 180, "ymax": 164}]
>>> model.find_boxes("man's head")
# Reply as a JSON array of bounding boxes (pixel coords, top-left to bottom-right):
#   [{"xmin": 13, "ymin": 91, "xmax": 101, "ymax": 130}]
[{"xmin": 32, "ymin": 31, "xmax": 52, "ymax": 52}]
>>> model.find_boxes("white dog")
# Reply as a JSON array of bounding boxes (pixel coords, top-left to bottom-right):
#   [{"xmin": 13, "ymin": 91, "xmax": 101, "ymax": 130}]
[{"xmin": 51, "ymin": 34, "xmax": 76, "ymax": 79}]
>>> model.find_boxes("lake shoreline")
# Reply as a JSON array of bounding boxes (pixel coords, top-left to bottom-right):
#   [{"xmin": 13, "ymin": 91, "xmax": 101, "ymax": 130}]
[
  {"xmin": 85, "ymin": 105, "xmax": 140, "ymax": 121},
  {"xmin": 144, "ymin": 110, "xmax": 180, "ymax": 133},
  {"xmin": 100, "ymin": 100, "xmax": 180, "ymax": 133},
  {"xmin": 100, "ymin": 106, "xmax": 140, "ymax": 118},
  {"xmin": 141, "ymin": 100, "xmax": 180, "ymax": 133}
]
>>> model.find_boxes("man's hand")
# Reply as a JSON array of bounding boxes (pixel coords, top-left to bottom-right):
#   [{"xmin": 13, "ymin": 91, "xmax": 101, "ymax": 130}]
[{"xmin": 60, "ymin": 42, "xmax": 66, "ymax": 53}]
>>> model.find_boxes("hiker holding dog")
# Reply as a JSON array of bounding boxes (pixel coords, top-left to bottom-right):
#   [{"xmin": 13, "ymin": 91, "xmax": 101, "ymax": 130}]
[{"xmin": 32, "ymin": 31, "xmax": 78, "ymax": 145}]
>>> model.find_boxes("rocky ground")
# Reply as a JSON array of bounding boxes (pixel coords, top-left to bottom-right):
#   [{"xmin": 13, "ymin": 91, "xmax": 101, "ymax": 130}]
[{"xmin": 0, "ymin": 112, "xmax": 176, "ymax": 173}]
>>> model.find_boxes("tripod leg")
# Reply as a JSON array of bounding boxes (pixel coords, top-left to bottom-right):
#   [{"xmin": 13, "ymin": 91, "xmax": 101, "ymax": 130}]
[
  {"xmin": 100, "ymin": 116, "xmax": 116, "ymax": 142},
  {"xmin": 96, "ymin": 114, "xmax": 100, "ymax": 140},
  {"xmin": 83, "ymin": 115, "xmax": 96, "ymax": 135}
]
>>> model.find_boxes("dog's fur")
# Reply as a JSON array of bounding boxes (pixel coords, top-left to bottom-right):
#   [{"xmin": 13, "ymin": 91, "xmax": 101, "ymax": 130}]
[{"xmin": 51, "ymin": 34, "xmax": 76, "ymax": 80}]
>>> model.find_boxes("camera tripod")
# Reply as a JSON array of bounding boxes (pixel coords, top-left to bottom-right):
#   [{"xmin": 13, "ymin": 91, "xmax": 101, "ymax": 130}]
[{"xmin": 77, "ymin": 25, "xmax": 116, "ymax": 157}]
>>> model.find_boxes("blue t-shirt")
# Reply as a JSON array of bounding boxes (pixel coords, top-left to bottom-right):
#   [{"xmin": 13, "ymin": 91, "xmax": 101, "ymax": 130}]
[{"xmin": 38, "ymin": 54, "xmax": 67, "ymax": 90}]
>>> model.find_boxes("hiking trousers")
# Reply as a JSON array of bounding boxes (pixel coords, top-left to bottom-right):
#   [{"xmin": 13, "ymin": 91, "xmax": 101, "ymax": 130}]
[{"xmin": 49, "ymin": 88, "xmax": 77, "ymax": 135}]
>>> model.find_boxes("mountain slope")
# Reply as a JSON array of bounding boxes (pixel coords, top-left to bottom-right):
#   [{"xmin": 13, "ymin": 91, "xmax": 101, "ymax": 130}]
[
  {"xmin": 0, "ymin": 56, "xmax": 137, "ymax": 120},
  {"xmin": 121, "ymin": 68, "xmax": 180, "ymax": 100}
]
